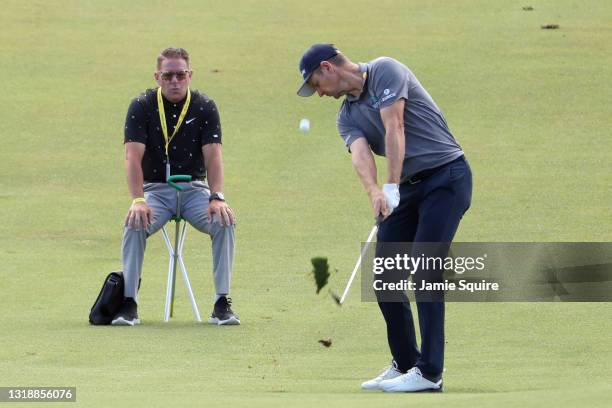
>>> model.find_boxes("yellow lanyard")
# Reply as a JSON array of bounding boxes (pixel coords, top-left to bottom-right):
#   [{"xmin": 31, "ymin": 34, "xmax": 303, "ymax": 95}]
[{"xmin": 157, "ymin": 87, "xmax": 191, "ymax": 157}]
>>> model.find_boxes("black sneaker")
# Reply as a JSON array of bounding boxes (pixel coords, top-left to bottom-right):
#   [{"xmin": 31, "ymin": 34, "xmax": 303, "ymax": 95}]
[
  {"xmin": 208, "ymin": 296, "xmax": 240, "ymax": 325},
  {"xmin": 111, "ymin": 297, "xmax": 140, "ymax": 326}
]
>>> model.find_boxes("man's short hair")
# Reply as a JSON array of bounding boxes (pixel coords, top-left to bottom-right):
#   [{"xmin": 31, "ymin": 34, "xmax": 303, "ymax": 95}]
[
  {"xmin": 313, "ymin": 53, "xmax": 347, "ymax": 76},
  {"xmin": 157, "ymin": 47, "xmax": 190, "ymax": 70},
  {"xmin": 327, "ymin": 53, "xmax": 347, "ymax": 66}
]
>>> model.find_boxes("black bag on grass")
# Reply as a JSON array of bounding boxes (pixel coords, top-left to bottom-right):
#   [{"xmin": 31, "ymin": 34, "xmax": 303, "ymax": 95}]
[{"xmin": 89, "ymin": 271, "xmax": 125, "ymax": 325}]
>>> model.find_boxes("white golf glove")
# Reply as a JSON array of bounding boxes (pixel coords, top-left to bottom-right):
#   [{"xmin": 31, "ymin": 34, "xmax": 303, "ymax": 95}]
[{"xmin": 382, "ymin": 183, "xmax": 400, "ymax": 214}]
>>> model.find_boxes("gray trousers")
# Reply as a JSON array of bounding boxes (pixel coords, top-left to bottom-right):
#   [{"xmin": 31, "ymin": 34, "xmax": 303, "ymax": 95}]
[{"xmin": 121, "ymin": 181, "xmax": 235, "ymax": 299}]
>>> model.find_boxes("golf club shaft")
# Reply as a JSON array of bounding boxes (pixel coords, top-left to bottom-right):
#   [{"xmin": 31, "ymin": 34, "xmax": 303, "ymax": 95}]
[{"xmin": 339, "ymin": 224, "xmax": 378, "ymax": 304}]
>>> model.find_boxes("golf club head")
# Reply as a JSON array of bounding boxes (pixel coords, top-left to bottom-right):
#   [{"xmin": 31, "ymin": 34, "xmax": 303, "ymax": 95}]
[{"xmin": 329, "ymin": 290, "xmax": 342, "ymax": 306}]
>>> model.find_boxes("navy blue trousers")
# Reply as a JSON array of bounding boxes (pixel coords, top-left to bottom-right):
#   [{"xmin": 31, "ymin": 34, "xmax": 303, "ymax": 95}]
[{"xmin": 375, "ymin": 156, "xmax": 472, "ymax": 380}]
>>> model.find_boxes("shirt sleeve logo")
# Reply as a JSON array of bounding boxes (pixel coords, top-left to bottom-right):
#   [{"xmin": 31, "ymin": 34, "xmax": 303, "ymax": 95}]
[{"xmin": 380, "ymin": 88, "xmax": 397, "ymax": 103}]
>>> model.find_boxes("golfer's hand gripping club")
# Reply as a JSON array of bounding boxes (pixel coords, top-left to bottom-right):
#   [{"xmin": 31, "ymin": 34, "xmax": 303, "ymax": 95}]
[
  {"xmin": 369, "ymin": 184, "xmax": 399, "ymax": 220},
  {"xmin": 382, "ymin": 183, "xmax": 400, "ymax": 215}
]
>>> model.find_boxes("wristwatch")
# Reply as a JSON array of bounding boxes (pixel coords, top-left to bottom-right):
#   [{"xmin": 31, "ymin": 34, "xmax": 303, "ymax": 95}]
[{"xmin": 209, "ymin": 192, "xmax": 225, "ymax": 203}]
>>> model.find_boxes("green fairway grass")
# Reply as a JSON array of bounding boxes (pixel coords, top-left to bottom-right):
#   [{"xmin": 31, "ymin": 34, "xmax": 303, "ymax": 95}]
[{"xmin": 1, "ymin": 1, "xmax": 611, "ymax": 407}]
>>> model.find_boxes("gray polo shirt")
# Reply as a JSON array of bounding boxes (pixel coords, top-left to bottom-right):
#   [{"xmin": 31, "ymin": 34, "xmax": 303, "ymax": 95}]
[{"xmin": 337, "ymin": 57, "xmax": 463, "ymax": 178}]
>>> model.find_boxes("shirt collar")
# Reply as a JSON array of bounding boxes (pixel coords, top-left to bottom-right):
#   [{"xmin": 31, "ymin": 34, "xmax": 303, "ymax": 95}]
[{"xmin": 161, "ymin": 92, "xmax": 188, "ymax": 108}]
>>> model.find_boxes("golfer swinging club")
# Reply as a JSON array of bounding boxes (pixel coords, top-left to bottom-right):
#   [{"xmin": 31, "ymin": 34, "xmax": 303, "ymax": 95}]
[{"xmin": 297, "ymin": 44, "xmax": 472, "ymax": 392}]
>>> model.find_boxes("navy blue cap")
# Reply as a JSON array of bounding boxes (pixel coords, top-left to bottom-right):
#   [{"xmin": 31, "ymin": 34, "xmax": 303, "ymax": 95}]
[{"xmin": 297, "ymin": 44, "xmax": 340, "ymax": 97}]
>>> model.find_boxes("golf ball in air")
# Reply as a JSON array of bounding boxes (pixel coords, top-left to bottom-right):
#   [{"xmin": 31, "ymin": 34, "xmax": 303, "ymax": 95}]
[{"xmin": 299, "ymin": 118, "xmax": 310, "ymax": 133}]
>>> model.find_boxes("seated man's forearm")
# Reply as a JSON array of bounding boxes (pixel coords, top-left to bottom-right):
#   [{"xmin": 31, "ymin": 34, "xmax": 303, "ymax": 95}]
[
  {"xmin": 206, "ymin": 155, "xmax": 224, "ymax": 193},
  {"xmin": 125, "ymin": 161, "xmax": 144, "ymax": 198}
]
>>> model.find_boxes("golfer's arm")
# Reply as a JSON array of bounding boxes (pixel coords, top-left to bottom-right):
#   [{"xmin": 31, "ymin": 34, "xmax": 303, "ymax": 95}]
[
  {"xmin": 380, "ymin": 99, "xmax": 405, "ymax": 184},
  {"xmin": 350, "ymin": 138, "xmax": 379, "ymax": 197},
  {"xmin": 203, "ymin": 143, "xmax": 224, "ymax": 193},
  {"xmin": 124, "ymin": 142, "xmax": 146, "ymax": 199}
]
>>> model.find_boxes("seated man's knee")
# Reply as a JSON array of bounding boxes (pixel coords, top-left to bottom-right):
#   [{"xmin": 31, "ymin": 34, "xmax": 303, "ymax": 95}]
[{"xmin": 209, "ymin": 222, "xmax": 235, "ymax": 237}]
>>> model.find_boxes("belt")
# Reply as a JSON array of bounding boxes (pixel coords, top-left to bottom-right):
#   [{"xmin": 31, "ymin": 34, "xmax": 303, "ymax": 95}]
[{"xmin": 402, "ymin": 156, "xmax": 465, "ymax": 185}]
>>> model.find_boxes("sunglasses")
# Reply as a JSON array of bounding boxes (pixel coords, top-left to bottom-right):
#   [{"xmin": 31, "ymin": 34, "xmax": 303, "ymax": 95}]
[{"xmin": 159, "ymin": 70, "xmax": 190, "ymax": 81}]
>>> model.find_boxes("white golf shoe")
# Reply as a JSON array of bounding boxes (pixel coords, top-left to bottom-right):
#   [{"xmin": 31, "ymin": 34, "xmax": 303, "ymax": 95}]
[
  {"xmin": 380, "ymin": 367, "xmax": 443, "ymax": 392},
  {"xmin": 361, "ymin": 363, "xmax": 403, "ymax": 390}
]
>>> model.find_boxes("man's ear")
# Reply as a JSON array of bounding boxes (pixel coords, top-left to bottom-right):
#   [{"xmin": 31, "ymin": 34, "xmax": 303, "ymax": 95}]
[{"xmin": 320, "ymin": 60, "xmax": 334, "ymax": 73}]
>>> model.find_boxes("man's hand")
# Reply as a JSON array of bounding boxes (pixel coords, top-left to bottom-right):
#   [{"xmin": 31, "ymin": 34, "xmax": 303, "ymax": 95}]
[
  {"xmin": 368, "ymin": 187, "xmax": 390, "ymax": 220},
  {"xmin": 207, "ymin": 200, "xmax": 236, "ymax": 227},
  {"xmin": 125, "ymin": 201, "xmax": 153, "ymax": 230},
  {"xmin": 382, "ymin": 183, "xmax": 400, "ymax": 214}
]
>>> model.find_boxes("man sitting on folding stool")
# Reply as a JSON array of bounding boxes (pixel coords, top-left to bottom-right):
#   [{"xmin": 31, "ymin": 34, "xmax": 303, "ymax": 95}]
[{"xmin": 112, "ymin": 46, "xmax": 239, "ymax": 326}]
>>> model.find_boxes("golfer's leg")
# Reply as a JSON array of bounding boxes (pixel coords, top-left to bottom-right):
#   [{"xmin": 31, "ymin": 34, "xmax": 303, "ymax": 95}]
[
  {"xmin": 122, "ymin": 184, "xmax": 175, "ymax": 298},
  {"xmin": 181, "ymin": 185, "xmax": 236, "ymax": 297},
  {"xmin": 375, "ymin": 188, "xmax": 420, "ymax": 372},
  {"xmin": 376, "ymin": 301, "xmax": 420, "ymax": 372},
  {"xmin": 413, "ymin": 159, "xmax": 472, "ymax": 380}
]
